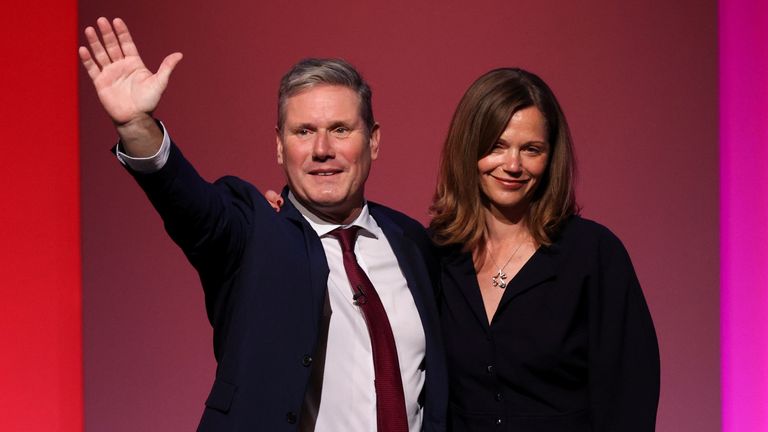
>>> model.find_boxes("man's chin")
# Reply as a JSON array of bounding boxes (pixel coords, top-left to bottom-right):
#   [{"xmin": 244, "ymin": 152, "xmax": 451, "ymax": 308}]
[
  {"xmin": 302, "ymin": 193, "xmax": 345, "ymax": 209},
  {"xmin": 298, "ymin": 193, "xmax": 364, "ymax": 224}
]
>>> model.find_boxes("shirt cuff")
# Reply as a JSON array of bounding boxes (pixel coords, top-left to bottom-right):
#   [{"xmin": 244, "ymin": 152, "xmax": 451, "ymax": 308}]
[{"xmin": 115, "ymin": 120, "xmax": 171, "ymax": 173}]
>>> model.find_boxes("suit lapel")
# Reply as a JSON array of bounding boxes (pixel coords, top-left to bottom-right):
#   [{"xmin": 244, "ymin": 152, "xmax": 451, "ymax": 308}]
[
  {"xmin": 279, "ymin": 188, "xmax": 330, "ymax": 324},
  {"xmin": 368, "ymin": 208, "xmax": 433, "ymax": 331},
  {"xmin": 368, "ymin": 206, "xmax": 448, "ymax": 424}
]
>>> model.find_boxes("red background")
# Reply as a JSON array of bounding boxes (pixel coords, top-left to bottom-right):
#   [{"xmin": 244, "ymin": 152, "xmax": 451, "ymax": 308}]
[
  {"xmin": 1, "ymin": 2, "xmax": 82, "ymax": 431},
  {"xmin": 75, "ymin": 1, "xmax": 717, "ymax": 431}
]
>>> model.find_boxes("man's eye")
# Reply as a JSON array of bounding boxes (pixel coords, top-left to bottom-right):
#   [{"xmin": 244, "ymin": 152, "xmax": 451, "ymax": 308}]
[
  {"xmin": 295, "ymin": 128, "xmax": 312, "ymax": 136},
  {"xmin": 332, "ymin": 127, "xmax": 351, "ymax": 137}
]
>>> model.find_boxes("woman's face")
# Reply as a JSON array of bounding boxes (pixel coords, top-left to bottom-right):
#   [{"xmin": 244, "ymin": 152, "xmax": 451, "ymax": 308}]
[{"xmin": 477, "ymin": 106, "xmax": 550, "ymax": 217}]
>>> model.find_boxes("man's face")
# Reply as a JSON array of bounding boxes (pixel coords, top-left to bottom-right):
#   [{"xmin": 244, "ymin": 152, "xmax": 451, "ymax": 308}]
[{"xmin": 277, "ymin": 85, "xmax": 380, "ymax": 224}]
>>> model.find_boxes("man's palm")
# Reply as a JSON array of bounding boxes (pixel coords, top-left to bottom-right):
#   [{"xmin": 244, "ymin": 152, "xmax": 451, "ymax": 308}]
[
  {"xmin": 93, "ymin": 56, "xmax": 163, "ymax": 124},
  {"xmin": 79, "ymin": 17, "xmax": 182, "ymax": 125}
]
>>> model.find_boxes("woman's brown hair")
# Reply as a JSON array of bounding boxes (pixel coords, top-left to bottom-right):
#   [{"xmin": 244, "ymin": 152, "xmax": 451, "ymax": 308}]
[{"xmin": 430, "ymin": 68, "xmax": 577, "ymax": 250}]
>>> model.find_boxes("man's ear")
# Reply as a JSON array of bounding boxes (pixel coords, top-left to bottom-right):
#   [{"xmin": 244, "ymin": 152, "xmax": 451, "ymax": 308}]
[
  {"xmin": 369, "ymin": 123, "xmax": 381, "ymax": 161},
  {"xmin": 275, "ymin": 126, "xmax": 284, "ymax": 165}
]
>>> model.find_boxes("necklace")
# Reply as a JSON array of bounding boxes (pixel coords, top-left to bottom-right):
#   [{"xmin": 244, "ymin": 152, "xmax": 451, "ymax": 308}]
[{"xmin": 490, "ymin": 241, "xmax": 523, "ymax": 289}]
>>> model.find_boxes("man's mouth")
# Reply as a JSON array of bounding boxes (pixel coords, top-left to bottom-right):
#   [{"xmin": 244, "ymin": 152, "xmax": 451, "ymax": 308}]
[{"xmin": 309, "ymin": 168, "xmax": 342, "ymax": 176}]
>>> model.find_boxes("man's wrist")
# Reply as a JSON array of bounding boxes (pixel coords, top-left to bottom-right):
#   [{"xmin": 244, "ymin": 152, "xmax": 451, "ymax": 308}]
[
  {"xmin": 116, "ymin": 114, "xmax": 164, "ymax": 158},
  {"xmin": 117, "ymin": 120, "xmax": 171, "ymax": 173}
]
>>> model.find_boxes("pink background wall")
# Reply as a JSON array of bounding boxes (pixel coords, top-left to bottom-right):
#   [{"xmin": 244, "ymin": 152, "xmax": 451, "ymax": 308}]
[{"xmin": 79, "ymin": 1, "xmax": 718, "ymax": 431}]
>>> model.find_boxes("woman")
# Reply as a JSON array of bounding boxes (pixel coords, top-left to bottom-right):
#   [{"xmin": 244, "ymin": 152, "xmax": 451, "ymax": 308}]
[{"xmin": 430, "ymin": 68, "xmax": 659, "ymax": 431}]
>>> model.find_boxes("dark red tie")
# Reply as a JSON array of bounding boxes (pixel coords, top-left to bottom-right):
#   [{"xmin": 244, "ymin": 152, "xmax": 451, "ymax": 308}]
[{"xmin": 331, "ymin": 227, "xmax": 409, "ymax": 432}]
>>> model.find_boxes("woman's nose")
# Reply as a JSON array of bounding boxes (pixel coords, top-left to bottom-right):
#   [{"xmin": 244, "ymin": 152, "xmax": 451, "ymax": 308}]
[{"xmin": 502, "ymin": 150, "xmax": 522, "ymax": 173}]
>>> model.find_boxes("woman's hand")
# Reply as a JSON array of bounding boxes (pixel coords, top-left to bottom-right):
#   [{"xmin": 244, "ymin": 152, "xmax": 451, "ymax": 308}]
[{"xmin": 264, "ymin": 190, "xmax": 284, "ymax": 212}]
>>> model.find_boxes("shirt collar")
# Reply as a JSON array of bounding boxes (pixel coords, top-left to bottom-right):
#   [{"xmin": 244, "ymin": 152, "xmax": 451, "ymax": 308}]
[{"xmin": 287, "ymin": 191, "xmax": 379, "ymax": 239}]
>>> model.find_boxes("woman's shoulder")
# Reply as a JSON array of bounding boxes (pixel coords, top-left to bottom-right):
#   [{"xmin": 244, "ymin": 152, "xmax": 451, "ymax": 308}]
[
  {"xmin": 554, "ymin": 215, "xmax": 628, "ymax": 253},
  {"xmin": 560, "ymin": 214, "xmax": 612, "ymax": 236}
]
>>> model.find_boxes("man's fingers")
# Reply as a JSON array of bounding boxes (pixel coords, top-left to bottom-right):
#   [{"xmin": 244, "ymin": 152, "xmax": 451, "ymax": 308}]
[
  {"xmin": 97, "ymin": 17, "xmax": 124, "ymax": 62},
  {"xmin": 112, "ymin": 18, "xmax": 139, "ymax": 57},
  {"xmin": 156, "ymin": 52, "xmax": 184, "ymax": 86},
  {"xmin": 85, "ymin": 23, "xmax": 111, "ymax": 68},
  {"xmin": 78, "ymin": 46, "xmax": 101, "ymax": 80}
]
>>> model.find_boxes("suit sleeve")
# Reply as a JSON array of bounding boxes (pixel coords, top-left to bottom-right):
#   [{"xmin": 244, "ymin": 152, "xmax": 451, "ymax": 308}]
[
  {"xmin": 124, "ymin": 141, "xmax": 268, "ymax": 323},
  {"xmin": 588, "ymin": 229, "xmax": 660, "ymax": 431}
]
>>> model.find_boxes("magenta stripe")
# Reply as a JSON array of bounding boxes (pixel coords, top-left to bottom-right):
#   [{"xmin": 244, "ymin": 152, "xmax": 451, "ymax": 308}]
[{"xmin": 720, "ymin": 0, "xmax": 768, "ymax": 430}]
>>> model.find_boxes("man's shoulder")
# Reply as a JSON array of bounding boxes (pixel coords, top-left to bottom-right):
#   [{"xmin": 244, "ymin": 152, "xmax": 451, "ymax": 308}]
[
  {"xmin": 211, "ymin": 175, "xmax": 267, "ymax": 207},
  {"xmin": 367, "ymin": 201, "xmax": 436, "ymax": 256},
  {"xmin": 367, "ymin": 201, "xmax": 425, "ymax": 232},
  {"xmin": 368, "ymin": 202, "xmax": 439, "ymax": 275},
  {"xmin": 213, "ymin": 175, "xmax": 259, "ymax": 192}
]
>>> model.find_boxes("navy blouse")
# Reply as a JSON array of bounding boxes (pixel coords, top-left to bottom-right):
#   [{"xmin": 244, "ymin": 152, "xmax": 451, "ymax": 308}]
[{"xmin": 439, "ymin": 216, "xmax": 659, "ymax": 432}]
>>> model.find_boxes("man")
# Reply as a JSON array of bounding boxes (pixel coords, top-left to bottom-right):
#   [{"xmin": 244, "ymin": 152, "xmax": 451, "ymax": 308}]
[{"xmin": 79, "ymin": 17, "xmax": 446, "ymax": 432}]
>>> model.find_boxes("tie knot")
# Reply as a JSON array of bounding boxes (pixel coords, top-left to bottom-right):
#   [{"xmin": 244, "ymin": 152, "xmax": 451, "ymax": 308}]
[{"xmin": 331, "ymin": 226, "xmax": 361, "ymax": 253}]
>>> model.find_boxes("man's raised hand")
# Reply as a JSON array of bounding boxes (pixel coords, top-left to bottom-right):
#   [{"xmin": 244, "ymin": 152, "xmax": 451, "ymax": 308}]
[{"xmin": 79, "ymin": 17, "xmax": 182, "ymax": 127}]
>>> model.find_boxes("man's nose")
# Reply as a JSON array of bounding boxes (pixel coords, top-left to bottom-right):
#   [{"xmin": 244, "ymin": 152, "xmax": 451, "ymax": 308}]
[{"xmin": 312, "ymin": 131, "xmax": 334, "ymax": 160}]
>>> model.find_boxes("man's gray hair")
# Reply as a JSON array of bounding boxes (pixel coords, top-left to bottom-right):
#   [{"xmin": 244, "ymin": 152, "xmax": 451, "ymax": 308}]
[{"xmin": 277, "ymin": 58, "xmax": 375, "ymax": 134}]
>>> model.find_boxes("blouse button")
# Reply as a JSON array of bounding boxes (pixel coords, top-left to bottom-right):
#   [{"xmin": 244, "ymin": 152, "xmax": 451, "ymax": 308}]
[{"xmin": 286, "ymin": 412, "xmax": 297, "ymax": 424}]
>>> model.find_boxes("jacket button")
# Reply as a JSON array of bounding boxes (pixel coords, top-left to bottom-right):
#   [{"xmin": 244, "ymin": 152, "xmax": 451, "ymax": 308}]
[
  {"xmin": 495, "ymin": 418, "xmax": 503, "ymax": 425},
  {"xmin": 286, "ymin": 411, "xmax": 297, "ymax": 424},
  {"xmin": 495, "ymin": 392, "xmax": 503, "ymax": 401},
  {"xmin": 486, "ymin": 365, "xmax": 495, "ymax": 375},
  {"xmin": 302, "ymin": 355, "xmax": 313, "ymax": 367}
]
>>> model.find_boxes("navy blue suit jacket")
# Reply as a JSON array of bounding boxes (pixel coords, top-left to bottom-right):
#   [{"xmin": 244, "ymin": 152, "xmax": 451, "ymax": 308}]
[{"xmin": 127, "ymin": 143, "xmax": 447, "ymax": 431}]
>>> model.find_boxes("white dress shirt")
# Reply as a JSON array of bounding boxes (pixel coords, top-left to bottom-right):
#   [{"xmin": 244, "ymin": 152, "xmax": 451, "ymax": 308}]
[
  {"xmin": 289, "ymin": 194, "xmax": 425, "ymax": 432},
  {"xmin": 118, "ymin": 126, "xmax": 426, "ymax": 431}
]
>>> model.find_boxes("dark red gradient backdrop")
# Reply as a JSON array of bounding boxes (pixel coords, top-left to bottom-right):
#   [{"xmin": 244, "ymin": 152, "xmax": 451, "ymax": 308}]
[{"xmin": 79, "ymin": 1, "xmax": 717, "ymax": 431}]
